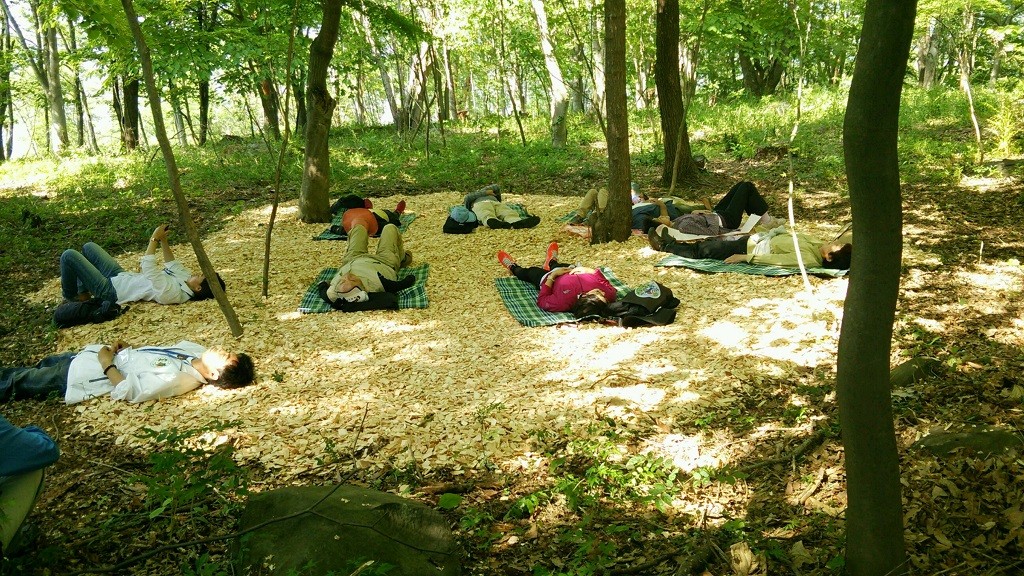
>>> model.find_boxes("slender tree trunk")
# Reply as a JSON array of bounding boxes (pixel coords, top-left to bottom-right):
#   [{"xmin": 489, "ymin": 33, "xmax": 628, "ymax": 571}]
[
  {"xmin": 121, "ymin": 0, "xmax": 242, "ymax": 336},
  {"xmin": 916, "ymin": 18, "xmax": 939, "ymax": 88},
  {"xmin": 169, "ymin": 80, "xmax": 188, "ymax": 146},
  {"xmin": 0, "ymin": 10, "xmax": 11, "ymax": 161},
  {"xmin": 354, "ymin": 60, "xmax": 366, "ymax": 125},
  {"xmin": 590, "ymin": 9, "xmax": 606, "ymax": 120},
  {"xmin": 593, "ymin": 0, "xmax": 630, "ymax": 244},
  {"xmin": 292, "ymin": 70, "xmax": 306, "ymax": 133},
  {"xmin": 258, "ymin": 77, "xmax": 282, "ymax": 140},
  {"xmin": 531, "ymin": 0, "xmax": 569, "ymax": 147},
  {"xmin": 299, "ymin": 0, "xmax": 342, "ymax": 223},
  {"xmin": 656, "ymin": 0, "xmax": 697, "ymax": 186},
  {"xmin": 839, "ymin": 0, "xmax": 917, "ymax": 572},
  {"xmin": 42, "ymin": 22, "xmax": 68, "ymax": 152},
  {"xmin": 80, "ymin": 81, "xmax": 99, "ymax": 153},
  {"xmin": 198, "ymin": 79, "xmax": 210, "ymax": 145}
]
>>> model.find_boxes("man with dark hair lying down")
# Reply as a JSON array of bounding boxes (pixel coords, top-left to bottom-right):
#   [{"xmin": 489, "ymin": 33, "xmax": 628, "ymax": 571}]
[
  {"xmin": 0, "ymin": 340, "xmax": 256, "ymax": 404},
  {"xmin": 649, "ymin": 225, "xmax": 852, "ymax": 270}
]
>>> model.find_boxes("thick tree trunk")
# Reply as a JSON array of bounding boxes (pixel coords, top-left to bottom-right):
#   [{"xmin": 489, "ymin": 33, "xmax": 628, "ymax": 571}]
[
  {"xmin": 299, "ymin": 0, "xmax": 342, "ymax": 223},
  {"xmin": 531, "ymin": 0, "xmax": 569, "ymax": 147},
  {"xmin": 838, "ymin": 0, "xmax": 917, "ymax": 572},
  {"xmin": 592, "ymin": 0, "xmax": 631, "ymax": 244},
  {"xmin": 655, "ymin": 0, "xmax": 697, "ymax": 186},
  {"xmin": 738, "ymin": 53, "xmax": 784, "ymax": 97},
  {"xmin": 121, "ymin": 0, "xmax": 242, "ymax": 337}
]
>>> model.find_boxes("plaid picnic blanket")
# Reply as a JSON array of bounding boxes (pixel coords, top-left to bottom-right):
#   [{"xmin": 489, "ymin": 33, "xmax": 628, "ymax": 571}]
[
  {"xmin": 298, "ymin": 264, "xmax": 431, "ymax": 313},
  {"xmin": 495, "ymin": 266, "xmax": 631, "ymax": 327},
  {"xmin": 656, "ymin": 255, "xmax": 848, "ymax": 278},
  {"xmin": 313, "ymin": 212, "xmax": 418, "ymax": 241}
]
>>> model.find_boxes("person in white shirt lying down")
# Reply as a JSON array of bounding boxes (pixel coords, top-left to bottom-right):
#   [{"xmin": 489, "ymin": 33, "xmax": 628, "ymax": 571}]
[{"xmin": 0, "ymin": 340, "xmax": 255, "ymax": 404}]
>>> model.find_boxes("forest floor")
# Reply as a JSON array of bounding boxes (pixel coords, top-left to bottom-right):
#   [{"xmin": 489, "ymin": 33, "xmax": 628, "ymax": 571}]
[{"xmin": 2, "ymin": 159, "xmax": 1023, "ymax": 575}]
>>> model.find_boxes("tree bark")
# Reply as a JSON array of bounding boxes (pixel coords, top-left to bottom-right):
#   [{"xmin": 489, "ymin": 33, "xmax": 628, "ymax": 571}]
[
  {"xmin": 291, "ymin": 70, "xmax": 306, "ymax": 134},
  {"xmin": 199, "ymin": 79, "xmax": 210, "ymax": 145},
  {"xmin": 41, "ymin": 14, "xmax": 68, "ymax": 152},
  {"xmin": 258, "ymin": 77, "xmax": 282, "ymax": 140},
  {"xmin": 738, "ymin": 53, "xmax": 784, "ymax": 97},
  {"xmin": 531, "ymin": 0, "xmax": 569, "ymax": 147},
  {"xmin": 655, "ymin": 0, "xmax": 697, "ymax": 186},
  {"xmin": 838, "ymin": 0, "xmax": 917, "ymax": 572},
  {"xmin": 592, "ymin": 0, "xmax": 631, "ymax": 244},
  {"xmin": 123, "ymin": 77, "xmax": 140, "ymax": 150},
  {"xmin": 299, "ymin": 0, "xmax": 342, "ymax": 223},
  {"xmin": 121, "ymin": 0, "xmax": 242, "ymax": 337}
]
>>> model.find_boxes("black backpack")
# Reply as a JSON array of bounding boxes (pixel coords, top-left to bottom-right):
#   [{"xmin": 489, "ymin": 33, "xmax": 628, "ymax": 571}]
[
  {"xmin": 605, "ymin": 282, "xmax": 679, "ymax": 327},
  {"xmin": 53, "ymin": 298, "xmax": 125, "ymax": 328}
]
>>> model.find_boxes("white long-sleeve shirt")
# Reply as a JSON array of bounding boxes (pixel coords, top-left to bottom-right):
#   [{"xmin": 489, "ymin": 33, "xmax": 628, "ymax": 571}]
[
  {"xmin": 64, "ymin": 341, "xmax": 208, "ymax": 404},
  {"xmin": 110, "ymin": 254, "xmax": 194, "ymax": 305}
]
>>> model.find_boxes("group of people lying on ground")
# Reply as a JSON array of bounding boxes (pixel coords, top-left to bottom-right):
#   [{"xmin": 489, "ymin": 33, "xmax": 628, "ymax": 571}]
[{"xmin": 0, "ymin": 179, "xmax": 852, "ymax": 559}]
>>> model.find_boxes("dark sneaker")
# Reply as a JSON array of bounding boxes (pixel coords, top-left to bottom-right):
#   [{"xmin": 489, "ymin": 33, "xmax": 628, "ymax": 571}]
[
  {"xmin": 511, "ymin": 215, "xmax": 541, "ymax": 229},
  {"xmin": 487, "ymin": 218, "xmax": 512, "ymax": 229}
]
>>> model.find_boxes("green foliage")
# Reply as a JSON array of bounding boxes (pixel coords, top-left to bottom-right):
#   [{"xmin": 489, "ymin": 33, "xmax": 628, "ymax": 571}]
[{"xmin": 438, "ymin": 493, "xmax": 463, "ymax": 509}]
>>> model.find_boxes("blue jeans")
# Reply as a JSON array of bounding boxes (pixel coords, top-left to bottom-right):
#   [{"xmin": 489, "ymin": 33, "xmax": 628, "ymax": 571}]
[
  {"xmin": 0, "ymin": 352, "xmax": 75, "ymax": 402},
  {"xmin": 60, "ymin": 242, "xmax": 124, "ymax": 303}
]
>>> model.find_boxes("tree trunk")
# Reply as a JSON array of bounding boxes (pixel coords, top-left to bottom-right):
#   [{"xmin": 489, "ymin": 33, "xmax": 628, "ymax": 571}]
[
  {"xmin": 291, "ymin": 70, "xmax": 307, "ymax": 134},
  {"xmin": 655, "ymin": 0, "xmax": 697, "ymax": 186},
  {"xmin": 916, "ymin": 18, "xmax": 939, "ymax": 88},
  {"xmin": 356, "ymin": 13, "xmax": 399, "ymax": 129},
  {"xmin": 838, "ymin": 0, "xmax": 917, "ymax": 572},
  {"xmin": 531, "ymin": 0, "xmax": 569, "ymax": 148},
  {"xmin": 590, "ymin": 10, "xmax": 606, "ymax": 120},
  {"xmin": 43, "ymin": 23, "xmax": 68, "ymax": 152},
  {"xmin": 123, "ymin": 77, "xmax": 140, "ymax": 150},
  {"xmin": 258, "ymin": 77, "xmax": 282, "ymax": 140},
  {"xmin": 299, "ymin": 0, "xmax": 342, "ymax": 223},
  {"xmin": 0, "ymin": 10, "xmax": 11, "ymax": 161},
  {"xmin": 198, "ymin": 79, "xmax": 210, "ymax": 144},
  {"xmin": 738, "ymin": 53, "xmax": 784, "ymax": 97},
  {"xmin": 121, "ymin": 0, "xmax": 243, "ymax": 337},
  {"xmin": 169, "ymin": 80, "xmax": 188, "ymax": 146},
  {"xmin": 592, "ymin": 0, "xmax": 631, "ymax": 244}
]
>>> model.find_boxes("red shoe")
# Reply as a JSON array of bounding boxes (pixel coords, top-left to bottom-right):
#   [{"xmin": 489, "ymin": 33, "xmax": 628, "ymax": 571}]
[
  {"xmin": 543, "ymin": 242, "xmax": 559, "ymax": 270},
  {"xmin": 497, "ymin": 250, "xmax": 516, "ymax": 271},
  {"xmin": 395, "ymin": 199, "xmax": 407, "ymax": 214}
]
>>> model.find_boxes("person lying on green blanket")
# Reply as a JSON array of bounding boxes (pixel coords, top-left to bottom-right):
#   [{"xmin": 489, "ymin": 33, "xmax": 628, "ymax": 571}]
[
  {"xmin": 649, "ymin": 225, "xmax": 852, "ymax": 270},
  {"xmin": 321, "ymin": 223, "xmax": 415, "ymax": 305},
  {"xmin": 641, "ymin": 181, "xmax": 786, "ymax": 236},
  {"xmin": 466, "ymin": 184, "xmax": 540, "ymax": 229},
  {"xmin": 497, "ymin": 242, "xmax": 617, "ymax": 317}
]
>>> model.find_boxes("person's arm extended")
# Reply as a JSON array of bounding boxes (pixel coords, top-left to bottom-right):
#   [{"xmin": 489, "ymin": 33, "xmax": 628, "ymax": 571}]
[{"xmin": 147, "ymin": 224, "xmax": 175, "ymax": 263}]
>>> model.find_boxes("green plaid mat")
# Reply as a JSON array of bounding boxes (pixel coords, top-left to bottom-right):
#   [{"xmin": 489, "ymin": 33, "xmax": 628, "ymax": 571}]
[
  {"xmin": 656, "ymin": 255, "xmax": 848, "ymax": 278},
  {"xmin": 495, "ymin": 266, "xmax": 630, "ymax": 327},
  {"xmin": 298, "ymin": 264, "xmax": 431, "ymax": 313},
  {"xmin": 313, "ymin": 212, "xmax": 418, "ymax": 241}
]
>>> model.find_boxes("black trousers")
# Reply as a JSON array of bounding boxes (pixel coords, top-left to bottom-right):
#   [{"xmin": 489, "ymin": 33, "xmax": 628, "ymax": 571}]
[
  {"xmin": 668, "ymin": 236, "xmax": 750, "ymax": 260},
  {"xmin": 713, "ymin": 181, "xmax": 769, "ymax": 229},
  {"xmin": 511, "ymin": 261, "xmax": 568, "ymax": 287}
]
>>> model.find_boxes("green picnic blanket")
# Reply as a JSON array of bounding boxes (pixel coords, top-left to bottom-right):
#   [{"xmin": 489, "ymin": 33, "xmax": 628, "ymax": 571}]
[
  {"xmin": 495, "ymin": 266, "xmax": 630, "ymax": 327},
  {"xmin": 298, "ymin": 264, "xmax": 430, "ymax": 313},
  {"xmin": 656, "ymin": 255, "xmax": 848, "ymax": 278},
  {"xmin": 313, "ymin": 212, "xmax": 418, "ymax": 241}
]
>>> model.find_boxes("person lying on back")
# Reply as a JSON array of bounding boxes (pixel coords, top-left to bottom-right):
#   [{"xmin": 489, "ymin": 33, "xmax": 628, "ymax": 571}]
[{"xmin": 59, "ymin": 224, "xmax": 223, "ymax": 306}]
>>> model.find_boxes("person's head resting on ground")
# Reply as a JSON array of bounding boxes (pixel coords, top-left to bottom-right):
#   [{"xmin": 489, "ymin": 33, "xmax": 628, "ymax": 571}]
[
  {"xmin": 571, "ymin": 288, "xmax": 612, "ymax": 319},
  {"xmin": 820, "ymin": 243, "xmax": 852, "ymax": 270},
  {"xmin": 186, "ymin": 273, "xmax": 226, "ymax": 301},
  {"xmin": 193, "ymin": 348, "xmax": 256, "ymax": 389}
]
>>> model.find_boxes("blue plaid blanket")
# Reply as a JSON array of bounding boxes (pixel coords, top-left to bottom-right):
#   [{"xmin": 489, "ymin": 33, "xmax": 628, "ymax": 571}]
[
  {"xmin": 298, "ymin": 264, "xmax": 430, "ymax": 313},
  {"xmin": 495, "ymin": 266, "xmax": 631, "ymax": 327},
  {"xmin": 656, "ymin": 255, "xmax": 847, "ymax": 278}
]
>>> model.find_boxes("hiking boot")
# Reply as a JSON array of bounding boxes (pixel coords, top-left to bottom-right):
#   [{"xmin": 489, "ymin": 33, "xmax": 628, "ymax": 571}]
[
  {"xmin": 497, "ymin": 250, "xmax": 516, "ymax": 271},
  {"xmin": 647, "ymin": 229, "xmax": 664, "ymax": 252},
  {"xmin": 543, "ymin": 242, "xmax": 559, "ymax": 270},
  {"xmin": 487, "ymin": 218, "xmax": 512, "ymax": 229},
  {"xmin": 511, "ymin": 215, "xmax": 541, "ymax": 229}
]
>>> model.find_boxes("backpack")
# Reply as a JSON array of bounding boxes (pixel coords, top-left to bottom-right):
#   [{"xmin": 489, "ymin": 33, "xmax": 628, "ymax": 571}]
[
  {"xmin": 605, "ymin": 282, "xmax": 679, "ymax": 327},
  {"xmin": 53, "ymin": 298, "xmax": 125, "ymax": 328}
]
